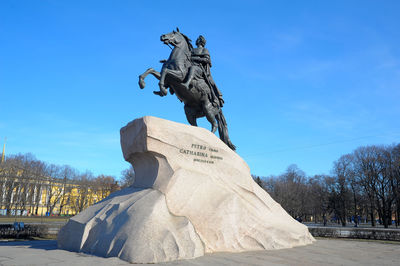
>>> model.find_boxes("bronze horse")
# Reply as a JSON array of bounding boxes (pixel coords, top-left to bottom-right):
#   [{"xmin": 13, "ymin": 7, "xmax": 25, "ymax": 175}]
[{"xmin": 138, "ymin": 29, "xmax": 235, "ymax": 150}]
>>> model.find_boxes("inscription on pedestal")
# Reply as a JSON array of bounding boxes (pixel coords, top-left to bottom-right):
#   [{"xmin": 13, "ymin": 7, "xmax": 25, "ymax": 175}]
[{"xmin": 179, "ymin": 143, "xmax": 224, "ymax": 164}]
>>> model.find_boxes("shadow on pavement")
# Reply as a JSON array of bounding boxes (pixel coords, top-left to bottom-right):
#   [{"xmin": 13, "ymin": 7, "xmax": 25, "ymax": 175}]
[{"xmin": 0, "ymin": 240, "xmax": 58, "ymax": 250}]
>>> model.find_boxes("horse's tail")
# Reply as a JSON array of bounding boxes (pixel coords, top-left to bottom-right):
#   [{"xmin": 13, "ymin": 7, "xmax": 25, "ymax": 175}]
[{"xmin": 216, "ymin": 111, "xmax": 236, "ymax": 151}]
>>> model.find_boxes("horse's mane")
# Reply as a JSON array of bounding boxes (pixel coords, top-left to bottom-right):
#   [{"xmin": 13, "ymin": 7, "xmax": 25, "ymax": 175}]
[{"xmin": 179, "ymin": 32, "xmax": 193, "ymax": 51}]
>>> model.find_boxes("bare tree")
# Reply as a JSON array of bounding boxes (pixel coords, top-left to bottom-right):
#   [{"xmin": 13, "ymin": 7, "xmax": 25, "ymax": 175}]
[
  {"xmin": 121, "ymin": 166, "xmax": 135, "ymax": 188},
  {"xmin": 2, "ymin": 158, "xmax": 21, "ymax": 215},
  {"xmin": 45, "ymin": 164, "xmax": 70, "ymax": 215},
  {"xmin": 0, "ymin": 163, "xmax": 5, "ymax": 210},
  {"xmin": 353, "ymin": 146, "xmax": 396, "ymax": 228},
  {"xmin": 308, "ymin": 175, "xmax": 330, "ymax": 225},
  {"xmin": 70, "ymin": 172, "xmax": 93, "ymax": 214},
  {"xmin": 57, "ymin": 165, "xmax": 76, "ymax": 215},
  {"xmin": 31, "ymin": 160, "xmax": 47, "ymax": 215},
  {"xmin": 0, "ymin": 153, "xmax": 121, "ymax": 217},
  {"xmin": 265, "ymin": 165, "xmax": 309, "ymax": 221},
  {"xmin": 252, "ymin": 175, "xmax": 264, "ymax": 188},
  {"xmin": 330, "ymin": 154, "xmax": 353, "ymax": 226},
  {"xmin": 93, "ymin": 175, "xmax": 119, "ymax": 202},
  {"xmin": 391, "ymin": 144, "xmax": 400, "ymax": 226}
]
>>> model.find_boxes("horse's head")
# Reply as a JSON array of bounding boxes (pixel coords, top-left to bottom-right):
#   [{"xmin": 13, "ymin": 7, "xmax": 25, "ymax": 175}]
[{"xmin": 160, "ymin": 28, "xmax": 193, "ymax": 50}]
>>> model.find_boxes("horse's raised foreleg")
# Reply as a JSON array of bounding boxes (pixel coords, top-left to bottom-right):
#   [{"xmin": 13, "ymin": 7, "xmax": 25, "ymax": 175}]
[
  {"xmin": 158, "ymin": 68, "xmax": 186, "ymax": 95},
  {"xmin": 157, "ymin": 68, "xmax": 169, "ymax": 96},
  {"xmin": 138, "ymin": 68, "xmax": 161, "ymax": 89}
]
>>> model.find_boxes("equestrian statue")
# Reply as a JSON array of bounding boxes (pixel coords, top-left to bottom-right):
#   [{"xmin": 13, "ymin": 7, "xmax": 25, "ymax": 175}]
[{"xmin": 138, "ymin": 28, "xmax": 235, "ymax": 150}]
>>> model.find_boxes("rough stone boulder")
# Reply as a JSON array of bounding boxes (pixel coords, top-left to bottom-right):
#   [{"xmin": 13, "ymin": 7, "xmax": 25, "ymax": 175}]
[{"xmin": 57, "ymin": 116, "xmax": 315, "ymax": 263}]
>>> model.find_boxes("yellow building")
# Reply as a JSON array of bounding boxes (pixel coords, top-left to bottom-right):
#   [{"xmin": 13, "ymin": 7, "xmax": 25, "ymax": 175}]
[{"xmin": 0, "ymin": 164, "xmax": 118, "ymax": 216}]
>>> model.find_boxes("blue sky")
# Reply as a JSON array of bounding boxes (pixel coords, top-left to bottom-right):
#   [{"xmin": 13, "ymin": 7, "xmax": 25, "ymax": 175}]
[{"xmin": 1, "ymin": 0, "xmax": 399, "ymax": 180}]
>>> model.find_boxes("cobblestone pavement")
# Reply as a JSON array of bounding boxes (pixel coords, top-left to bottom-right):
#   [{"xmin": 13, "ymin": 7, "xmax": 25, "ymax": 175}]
[{"xmin": 0, "ymin": 238, "xmax": 399, "ymax": 266}]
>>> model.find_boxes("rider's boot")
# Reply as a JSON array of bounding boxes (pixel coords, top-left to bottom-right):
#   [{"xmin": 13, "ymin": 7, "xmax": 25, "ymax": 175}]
[{"xmin": 183, "ymin": 68, "xmax": 195, "ymax": 89}]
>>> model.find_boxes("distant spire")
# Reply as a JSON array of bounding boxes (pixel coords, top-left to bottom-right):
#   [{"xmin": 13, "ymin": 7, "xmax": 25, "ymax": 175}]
[{"xmin": 1, "ymin": 137, "xmax": 6, "ymax": 164}]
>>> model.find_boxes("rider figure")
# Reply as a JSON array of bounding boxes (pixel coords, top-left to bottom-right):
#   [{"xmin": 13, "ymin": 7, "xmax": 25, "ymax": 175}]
[{"xmin": 183, "ymin": 35, "xmax": 224, "ymax": 107}]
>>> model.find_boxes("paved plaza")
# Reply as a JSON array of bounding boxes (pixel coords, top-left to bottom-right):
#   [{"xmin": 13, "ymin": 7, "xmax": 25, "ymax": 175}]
[{"xmin": 0, "ymin": 238, "xmax": 399, "ymax": 265}]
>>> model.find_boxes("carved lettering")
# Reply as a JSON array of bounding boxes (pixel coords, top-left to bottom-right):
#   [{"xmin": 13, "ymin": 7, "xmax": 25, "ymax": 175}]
[
  {"xmin": 191, "ymin": 144, "xmax": 207, "ymax": 150},
  {"xmin": 210, "ymin": 155, "xmax": 223, "ymax": 160},
  {"xmin": 179, "ymin": 149, "xmax": 208, "ymax": 157},
  {"xmin": 193, "ymin": 158, "xmax": 214, "ymax": 164},
  {"xmin": 179, "ymin": 144, "xmax": 224, "ymax": 163}
]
